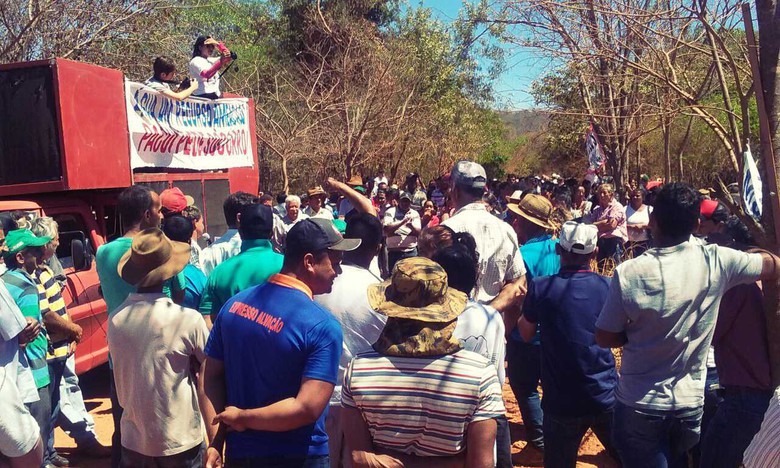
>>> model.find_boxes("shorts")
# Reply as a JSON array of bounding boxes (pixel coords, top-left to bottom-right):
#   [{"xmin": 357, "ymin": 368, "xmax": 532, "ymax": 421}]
[{"xmin": 0, "ymin": 368, "xmax": 40, "ymax": 457}]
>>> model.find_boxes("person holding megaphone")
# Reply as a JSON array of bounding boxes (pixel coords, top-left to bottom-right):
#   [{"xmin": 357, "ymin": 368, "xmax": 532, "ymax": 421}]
[{"xmin": 188, "ymin": 35, "xmax": 234, "ymax": 99}]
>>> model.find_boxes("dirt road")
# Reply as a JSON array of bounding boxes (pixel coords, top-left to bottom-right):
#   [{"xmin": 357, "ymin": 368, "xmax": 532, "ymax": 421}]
[{"xmin": 55, "ymin": 365, "xmax": 616, "ymax": 467}]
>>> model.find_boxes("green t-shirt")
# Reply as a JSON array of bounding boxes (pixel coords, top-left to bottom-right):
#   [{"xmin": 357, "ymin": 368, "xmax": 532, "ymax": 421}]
[
  {"xmin": 1, "ymin": 269, "xmax": 51, "ymax": 388},
  {"xmin": 199, "ymin": 239, "xmax": 283, "ymax": 318},
  {"xmin": 97, "ymin": 237, "xmax": 185, "ymax": 316}
]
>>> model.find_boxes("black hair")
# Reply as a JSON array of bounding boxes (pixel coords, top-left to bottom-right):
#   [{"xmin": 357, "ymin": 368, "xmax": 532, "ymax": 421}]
[
  {"xmin": 432, "ymin": 238, "xmax": 479, "ymax": 296},
  {"xmin": 192, "ymin": 35, "xmax": 211, "ymax": 58},
  {"xmin": 276, "ymin": 193, "xmax": 287, "ymax": 204},
  {"xmin": 653, "ymin": 183, "xmax": 701, "ymax": 239},
  {"xmin": 182, "ymin": 205, "xmax": 202, "ymax": 222},
  {"xmin": 118, "ymin": 185, "xmax": 154, "ymax": 227},
  {"xmin": 458, "ymin": 184, "xmax": 484, "ymax": 199},
  {"xmin": 0, "ymin": 213, "xmax": 18, "ymax": 234},
  {"xmin": 223, "ymin": 191, "xmax": 259, "ymax": 228},
  {"xmin": 345, "ymin": 212, "xmax": 383, "ymax": 252},
  {"xmin": 709, "ymin": 202, "xmax": 730, "ymax": 224},
  {"xmin": 552, "ymin": 185, "xmax": 573, "ymax": 209},
  {"xmin": 162, "ymin": 215, "xmax": 194, "ymax": 243},
  {"xmin": 724, "ymin": 216, "xmax": 754, "ymax": 247},
  {"xmin": 386, "ymin": 188, "xmax": 399, "ymax": 200},
  {"xmin": 258, "ymin": 194, "xmax": 274, "ymax": 205},
  {"xmin": 238, "ymin": 205, "xmax": 272, "ymax": 240},
  {"xmin": 152, "ymin": 56, "xmax": 176, "ymax": 79}
]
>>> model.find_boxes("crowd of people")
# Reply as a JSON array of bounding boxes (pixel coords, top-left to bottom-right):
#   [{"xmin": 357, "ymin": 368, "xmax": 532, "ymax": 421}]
[{"xmin": 2, "ymin": 159, "xmax": 780, "ymax": 468}]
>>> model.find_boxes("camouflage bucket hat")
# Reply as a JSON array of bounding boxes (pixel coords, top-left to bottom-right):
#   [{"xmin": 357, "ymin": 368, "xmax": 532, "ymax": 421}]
[{"xmin": 368, "ymin": 257, "xmax": 468, "ymax": 323}]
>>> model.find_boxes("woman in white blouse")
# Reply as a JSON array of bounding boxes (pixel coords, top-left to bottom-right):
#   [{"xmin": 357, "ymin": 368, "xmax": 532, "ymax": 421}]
[{"xmin": 625, "ymin": 187, "xmax": 652, "ymax": 256}]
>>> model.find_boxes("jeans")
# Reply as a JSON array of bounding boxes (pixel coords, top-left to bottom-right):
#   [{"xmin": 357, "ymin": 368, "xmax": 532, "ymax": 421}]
[
  {"xmin": 45, "ymin": 359, "xmax": 67, "ymax": 463},
  {"xmin": 25, "ymin": 384, "xmax": 51, "ymax": 468},
  {"xmin": 613, "ymin": 401, "xmax": 703, "ymax": 468},
  {"xmin": 506, "ymin": 339, "xmax": 544, "ymax": 448},
  {"xmin": 56, "ymin": 354, "xmax": 98, "ymax": 445},
  {"xmin": 324, "ymin": 404, "xmax": 343, "ymax": 467},
  {"xmin": 110, "ymin": 370, "xmax": 124, "ymax": 468},
  {"xmin": 387, "ymin": 248, "xmax": 417, "ymax": 274},
  {"xmin": 228, "ymin": 455, "xmax": 330, "ymax": 468},
  {"xmin": 691, "ymin": 367, "xmax": 723, "ymax": 466},
  {"xmin": 495, "ymin": 414, "xmax": 512, "ymax": 468},
  {"xmin": 120, "ymin": 442, "xmax": 204, "ymax": 468},
  {"xmin": 699, "ymin": 387, "xmax": 772, "ymax": 468},
  {"xmin": 543, "ymin": 411, "xmax": 617, "ymax": 468}
]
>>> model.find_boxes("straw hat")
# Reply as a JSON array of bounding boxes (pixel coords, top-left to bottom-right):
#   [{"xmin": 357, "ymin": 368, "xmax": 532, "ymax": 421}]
[
  {"xmin": 118, "ymin": 228, "xmax": 190, "ymax": 287},
  {"xmin": 507, "ymin": 194, "xmax": 555, "ymax": 230},
  {"xmin": 346, "ymin": 175, "xmax": 364, "ymax": 187}
]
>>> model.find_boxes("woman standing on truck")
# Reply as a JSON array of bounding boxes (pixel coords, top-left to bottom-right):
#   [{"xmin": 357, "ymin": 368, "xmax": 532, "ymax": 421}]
[{"xmin": 188, "ymin": 36, "xmax": 233, "ymax": 99}]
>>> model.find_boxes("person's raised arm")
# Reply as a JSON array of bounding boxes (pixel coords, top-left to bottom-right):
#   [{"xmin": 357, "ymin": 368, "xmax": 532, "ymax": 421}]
[
  {"xmin": 327, "ymin": 177, "xmax": 376, "ymax": 217},
  {"xmin": 213, "ymin": 377, "xmax": 333, "ymax": 432},
  {"xmin": 757, "ymin": 250, "xmax": 780, "ymax": 282}
]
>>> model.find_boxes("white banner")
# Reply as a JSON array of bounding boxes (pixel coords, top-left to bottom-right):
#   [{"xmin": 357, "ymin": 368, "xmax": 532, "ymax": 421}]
[{"xmin": 125, "ymin": 81, "xmax": 254, "ymax": 170}]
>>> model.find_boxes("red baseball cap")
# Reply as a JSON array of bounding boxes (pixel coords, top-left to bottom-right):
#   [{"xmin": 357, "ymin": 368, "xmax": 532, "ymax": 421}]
[
  {"xmin": 700, "ymin": 199, "xmax": 719, "ymax": 219},
  {"xmin": 160, "ymin": 187, "xmax": 188, "ymax": 214}
]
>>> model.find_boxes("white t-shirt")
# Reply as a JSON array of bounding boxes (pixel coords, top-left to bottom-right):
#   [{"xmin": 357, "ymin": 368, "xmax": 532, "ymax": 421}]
[
  {"xmin": 596, "ymin": 242, "xmax": 763, "ymax": 410},
  {"xmin": 625, "ymin": 204, "xmax": 653, "ymax": 242},
  {"xmin": 304, "ymin": 205, "xmax": 334, "ymax": 220},
  {"xmin": 108, "ymin": 294, "xmax": 209, "ymax": 456},
  {"xmin": 454, "ymin": 300, "xmax": 506, "ymax": 386},
  {"xmin": 443, "ymin": 202, "xmax": 527, "ymax": 302},
  {"xmin": 144, "ymin": 77, "xmax": 172, "ymax": 93},
  {"xmin": 199, "ymin": 229, "xmax": 241, "ymax": 275},
  {"xmin": 0, "ymin": 280, "xmax": 40, "ymax": 458},
  {"xmin": 383, "ymin": 207, "xmax": 421, "ymax": 251},
  {"xmin": 338, "ymin": 199, "xmax": 354, "ymax": 218},
  {"xmin": 314, "ymin": 264, "xmax": 385, "ymax": 406},
  {"xmin": 188, "ymin": 56, "xmax": 221, "ymax": 96}
]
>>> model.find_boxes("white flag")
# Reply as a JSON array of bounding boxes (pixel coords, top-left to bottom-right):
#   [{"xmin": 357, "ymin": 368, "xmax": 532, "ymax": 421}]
[{"xmin": 742, "ymin": 143, "xmax": 763, "ymax": 219}]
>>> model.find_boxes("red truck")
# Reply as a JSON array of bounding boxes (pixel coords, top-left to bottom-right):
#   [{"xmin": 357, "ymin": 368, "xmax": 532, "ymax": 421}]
[{"xmin": 0, "ymin": 58, "xmax": 259, "ymax": 374}]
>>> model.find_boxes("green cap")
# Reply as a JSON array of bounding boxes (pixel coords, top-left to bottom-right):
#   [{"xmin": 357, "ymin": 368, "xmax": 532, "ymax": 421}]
[{"xmin": 4, "ymin": 229, "xmax": 52, "ymax": 256}]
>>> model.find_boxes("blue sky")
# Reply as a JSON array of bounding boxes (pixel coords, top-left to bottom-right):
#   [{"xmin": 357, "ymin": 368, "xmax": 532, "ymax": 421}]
[{"xmin": 411, "ymin": 0, "xmax": 545, "ymax": 110}]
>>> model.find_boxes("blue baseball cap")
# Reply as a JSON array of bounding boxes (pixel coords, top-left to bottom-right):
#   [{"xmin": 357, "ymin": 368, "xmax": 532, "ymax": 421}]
[{"xmin": 285, "ymin": 218, "xmax": 361, "ymax": 258}]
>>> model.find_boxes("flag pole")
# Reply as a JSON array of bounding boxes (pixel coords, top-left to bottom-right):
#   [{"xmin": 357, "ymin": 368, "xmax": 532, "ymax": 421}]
[{"xmin": 743, "ymin": 4, "xmax": 780, "ymax": 245}]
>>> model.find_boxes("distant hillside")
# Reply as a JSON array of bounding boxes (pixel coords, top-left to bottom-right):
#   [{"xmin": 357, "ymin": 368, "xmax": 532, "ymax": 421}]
[{"xmin": 498, "ymin": 109, "xmax": 549, "ymax": 137}]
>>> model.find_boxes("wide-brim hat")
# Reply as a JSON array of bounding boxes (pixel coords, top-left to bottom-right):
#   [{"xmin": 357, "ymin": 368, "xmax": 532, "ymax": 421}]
[
  {"xmin": 368, "ymin": 257, "xmax": 467, "ymax": 323},
  {"xmin": 118, "ymin": 228, "xmax": 190, "ymax": 288},
  {"xmin": 307, "ymin": 186, "xmax": 327, "ymax": 198},
  {"xmin": 347, "ymin": 175, "xmax": 364, "ymax": 187},
  {"xmin": 507, "ymin": 194, "xmax": 555, "ymax": 230}
]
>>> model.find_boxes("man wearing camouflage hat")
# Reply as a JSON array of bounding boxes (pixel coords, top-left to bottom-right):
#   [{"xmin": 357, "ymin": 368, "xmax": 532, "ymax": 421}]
[{"xmin": 341, "ymin": 257, "xmax": 504, "ymax": 466}]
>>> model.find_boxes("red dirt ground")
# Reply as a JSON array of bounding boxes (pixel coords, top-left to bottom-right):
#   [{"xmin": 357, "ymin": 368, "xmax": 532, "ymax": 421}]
[{"xmin": 55, "ymin": 365, "xmax": 618, "ymax": 467}]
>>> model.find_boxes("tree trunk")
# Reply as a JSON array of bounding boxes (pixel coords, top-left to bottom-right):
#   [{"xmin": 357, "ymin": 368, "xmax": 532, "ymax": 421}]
[
  {"xmin": 281, "ymin": 156, "xmax": 290, "ymax": 195},
  {"xmin": 662, "ymin": 120, "xmax": 672, "ymax": 182},
  {"xmin": 755, "ymin": 0, "xmax": 780, "ymax": 386}
]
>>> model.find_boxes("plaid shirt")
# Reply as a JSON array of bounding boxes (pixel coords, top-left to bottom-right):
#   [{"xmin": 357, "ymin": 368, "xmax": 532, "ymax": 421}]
[{"xmin": 442, "ymin": 202, "xmax": 526, "ymax": 302}]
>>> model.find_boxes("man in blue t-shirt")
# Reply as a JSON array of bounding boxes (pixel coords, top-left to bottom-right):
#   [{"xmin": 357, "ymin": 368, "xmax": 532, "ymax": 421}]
[
  {"xmin": 203, "ymin": 218, "xmax": 360, "ymax": 467},
  {"xmin": 518, "ymin": 221, "xmax": 617, "ymax": 467}
]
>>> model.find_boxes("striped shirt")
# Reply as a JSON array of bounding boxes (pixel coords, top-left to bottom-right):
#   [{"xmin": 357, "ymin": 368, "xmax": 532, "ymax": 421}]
[
  {"xmin": 442, "ymin": 203, "xmax": 526, "ymax": 302},
  {"xmin": 36, "ymin": 266, "xmax": 70, "ymax": 362},
  {"xmin": 342, "ymin": 349, "xmax": 505, "ymax": 457},
  {"xmin": 743, "ymin": 386, "xmax": 780, "ymax": 467},
  {"xmin": 1, "ymin": 269, "xmax": 51, "ymax": 388}
]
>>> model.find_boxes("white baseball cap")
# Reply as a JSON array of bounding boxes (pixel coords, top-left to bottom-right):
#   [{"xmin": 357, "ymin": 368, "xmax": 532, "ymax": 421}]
[
  {"xmin": 559, "ymin": 221, "xmax": 598, "ymax": 255},
  {"xmin": 451, "ymin": 160, "xmax": 487, "ymax": 189}
]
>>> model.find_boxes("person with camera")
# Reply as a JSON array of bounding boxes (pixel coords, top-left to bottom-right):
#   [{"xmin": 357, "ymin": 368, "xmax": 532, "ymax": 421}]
[
  {"xmin": 188, "ymin": 36, "xmax": 234, "ymax": 99},
  {"xmin": 145, "ymin": 56, "xmax": 198, "ymax": 101}
]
